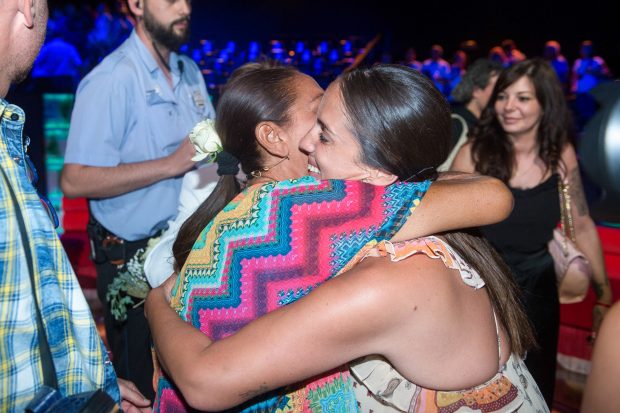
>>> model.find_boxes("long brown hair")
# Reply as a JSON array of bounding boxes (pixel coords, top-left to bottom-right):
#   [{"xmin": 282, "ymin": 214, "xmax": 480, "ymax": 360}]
[
  {"xmin": 172, "ymin": 62, "xmax": 300, "ymax": 271},
  {"xmin": 470, "ymin": 58, "xmax": 574, "ymax": 182},
  {"xmin": 339, "ymin": 64, "xmax": 536, "ymax": 356},
  {"xmin": 441, "ymin": 231, "xmax": 536, "ymax": 356}
]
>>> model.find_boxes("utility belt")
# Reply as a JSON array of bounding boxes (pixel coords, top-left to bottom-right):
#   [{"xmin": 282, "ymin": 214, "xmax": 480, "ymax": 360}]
[{"xmin": 86, "ymin": 215, "xmax": 153, "ymax": 267}]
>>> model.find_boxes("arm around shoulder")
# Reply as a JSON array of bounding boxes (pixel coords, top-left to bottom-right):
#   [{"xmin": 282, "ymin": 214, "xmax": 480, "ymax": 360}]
[
  {"xmin": 147, "ymin": 260, "xmax": 399, "ymax": 411},
  {"xmin": 393, "ymin": 171, "xmax": 513, "ymax": 241}
]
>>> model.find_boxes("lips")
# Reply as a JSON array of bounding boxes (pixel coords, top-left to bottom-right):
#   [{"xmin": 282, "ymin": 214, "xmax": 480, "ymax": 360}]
[
  {"xmin": 172, "ymin": 18, "xmax": 190, "ymax": 30},
  {"xmin": 501, "ymin": 117, "xmax": 520, "ymax": 124}
]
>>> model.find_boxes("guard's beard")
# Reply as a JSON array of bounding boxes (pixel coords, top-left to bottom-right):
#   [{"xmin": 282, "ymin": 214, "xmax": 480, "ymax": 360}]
[{"xmin": 144, "ymin": 10, "xmax": 190, "ymax": 52}]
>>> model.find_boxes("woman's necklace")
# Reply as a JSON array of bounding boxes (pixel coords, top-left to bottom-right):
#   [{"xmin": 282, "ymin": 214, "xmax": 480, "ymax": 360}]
[
  {"xmin": 515, "ymin": 157, "xmax": 538, "ymax": 178},
  {"xmin": 246, "ymin": 154, "xmax": 289, "ymax": 186},
  {"xmin": 511, "ymin": 157, "xmax": 550, "ymax": 190}
]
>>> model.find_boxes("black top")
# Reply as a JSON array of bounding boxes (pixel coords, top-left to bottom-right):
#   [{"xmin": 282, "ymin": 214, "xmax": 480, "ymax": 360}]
[{"xmin": 481, "ymin": 174, "xmax": 561, "ymax": 286}]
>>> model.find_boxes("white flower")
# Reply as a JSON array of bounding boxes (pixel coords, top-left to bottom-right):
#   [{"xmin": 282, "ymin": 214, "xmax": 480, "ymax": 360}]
[{"xmin": 189, "ymin": 118, "xmax": 222, "ymax": 162}]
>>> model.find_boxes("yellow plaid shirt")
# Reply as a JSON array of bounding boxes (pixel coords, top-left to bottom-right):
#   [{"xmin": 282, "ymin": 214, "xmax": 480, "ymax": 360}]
[{"xmin": 0, "ymin": 98, "xmax": 119, "ymax": 411}]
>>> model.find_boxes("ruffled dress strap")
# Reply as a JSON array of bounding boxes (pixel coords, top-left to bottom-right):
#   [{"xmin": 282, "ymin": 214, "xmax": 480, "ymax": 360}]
[
  {"xmin": 363, "ymin": 236, "xmax": 485, "ymax": 289},
  {"xmin": 350, "ymin": 236, "xmax": 531, "ymax": 412}
]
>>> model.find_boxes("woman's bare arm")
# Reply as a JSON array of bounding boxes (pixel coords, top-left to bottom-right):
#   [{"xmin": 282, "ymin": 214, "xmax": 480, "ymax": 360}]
[
  {"xmin": 561, "ymin": 144, "xmax": 612, "ymax": 332},
  {"xmin": 392, "ymin": 171, "xmax": 513, "ymax": 242},
  {"xmin": 147, "ymin": 257, "xmax": 432, "ymax": 411}
]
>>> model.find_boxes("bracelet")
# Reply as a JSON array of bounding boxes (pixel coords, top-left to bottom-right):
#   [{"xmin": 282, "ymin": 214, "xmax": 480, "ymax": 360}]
[{"xmin": 595, "ymin": 302, "xmax": 612, "ymax": 308}]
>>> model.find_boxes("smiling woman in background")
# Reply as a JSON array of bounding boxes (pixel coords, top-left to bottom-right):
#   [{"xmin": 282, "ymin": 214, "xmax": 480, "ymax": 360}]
[{"xmin": 452, "ymin": 58, "xmax": 612, "ymax": 408}]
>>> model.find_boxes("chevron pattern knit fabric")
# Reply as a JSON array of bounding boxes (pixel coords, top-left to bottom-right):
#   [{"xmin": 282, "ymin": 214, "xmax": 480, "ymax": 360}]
[{"xmin": 155, "ymin": 177, "xmax": 430, "ymax": 412}]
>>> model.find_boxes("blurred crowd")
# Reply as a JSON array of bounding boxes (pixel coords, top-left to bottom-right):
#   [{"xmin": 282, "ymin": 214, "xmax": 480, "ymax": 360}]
[{"xmin": 32, "ymin": 2, "xmax": 613, "ymax": 128}]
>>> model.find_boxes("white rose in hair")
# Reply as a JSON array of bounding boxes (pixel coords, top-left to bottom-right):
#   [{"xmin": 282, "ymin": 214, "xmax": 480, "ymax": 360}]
[{"xmin": 189, "ymin": 118, "xmax": 222, "ymax": 162}]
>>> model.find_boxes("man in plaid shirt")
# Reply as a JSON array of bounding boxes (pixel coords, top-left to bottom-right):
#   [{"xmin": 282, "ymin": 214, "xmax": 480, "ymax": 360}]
[{"xmin": 0, "ymin": 0, "xmax": 149, "ymax": 411}]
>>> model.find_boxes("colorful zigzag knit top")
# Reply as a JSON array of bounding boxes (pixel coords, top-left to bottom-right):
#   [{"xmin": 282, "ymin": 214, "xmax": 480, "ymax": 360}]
[{"xmin": 154, "ymin": 176, "xmax": 431, "ymax": 412}]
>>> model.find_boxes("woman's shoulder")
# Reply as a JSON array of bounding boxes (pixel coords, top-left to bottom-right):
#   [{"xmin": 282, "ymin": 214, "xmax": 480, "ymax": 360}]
[
  {"xmin": 557, "ymin": 143, "xmax": 578, "ymax": 181},
  {"xmin": 560, "ymin": 142, "xmax": 578, "ymax": 163},
  {"xmin": 350, "ymin": 241, "xmax": 462, "ymax": 308}
]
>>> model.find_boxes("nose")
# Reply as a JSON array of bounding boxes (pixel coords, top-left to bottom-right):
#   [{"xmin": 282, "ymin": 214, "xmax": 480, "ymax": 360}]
[
  {"xmin": 179, "ymin": 0, "xmax": 191, "ymax": 16},
  {"xmin": 503, "ymin": 96, "xmax": 516, "ymax": 112},
  {"xmin": 299, "ymin": 128, "xmax": 319, "ymax": 154}
]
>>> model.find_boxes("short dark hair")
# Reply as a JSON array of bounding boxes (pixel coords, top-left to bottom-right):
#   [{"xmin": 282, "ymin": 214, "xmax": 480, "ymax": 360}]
[
  {"xmin": 338, "ymin": 64, "xmax": 450, "ymax": 181},
  {"xmin": 451, "ymin": 58, "xmax": 503, "ymax": 103},
  {"xmin": 501, "ymin": 39, "xmax": 516, "ymax": 50}
]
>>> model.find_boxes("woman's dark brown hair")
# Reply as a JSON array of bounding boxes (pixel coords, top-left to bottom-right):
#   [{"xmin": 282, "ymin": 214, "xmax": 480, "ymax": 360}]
[
  {"xmin": 470, "ymin": 58, "xmax": 574, "ymax": 182},
  {"xmin": 339, "ymin": 64, "xmax": 536, "ymax": 356},
  {"xmin": 172, "ymin": 62, "xmax": 300, "ymax": 270}
]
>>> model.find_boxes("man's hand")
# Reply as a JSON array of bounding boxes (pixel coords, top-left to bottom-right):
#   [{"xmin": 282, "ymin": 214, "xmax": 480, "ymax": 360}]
[
  {"xmin": 118, "ymin": 378, "xmax": 151, "ymax": 412},
  {"xmin": 166, "ymin": 137, "xmax": 197, "ymax": 177}
]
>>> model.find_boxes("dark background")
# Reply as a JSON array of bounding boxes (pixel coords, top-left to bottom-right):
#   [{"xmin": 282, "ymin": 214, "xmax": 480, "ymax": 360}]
[
  {"xmin": 50, "ymin": 0, "xmax": 618, "ymax": 74},
  {"xmin": 192, "ymin": 0, "xmax": 616, "ymax": 73}
]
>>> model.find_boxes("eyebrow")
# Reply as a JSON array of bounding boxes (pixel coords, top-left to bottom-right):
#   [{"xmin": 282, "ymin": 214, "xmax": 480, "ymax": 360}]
[
  {"xmin": 500, "ymin": 90, "xmax": 534, "ymax": 95},
  {"xmin": 317, "ymin": 118, "xmax": 334, "ymax": 135}
]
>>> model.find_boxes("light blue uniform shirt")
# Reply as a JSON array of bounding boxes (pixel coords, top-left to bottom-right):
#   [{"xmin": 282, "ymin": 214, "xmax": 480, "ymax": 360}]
[{"xmin": 64, "ymin": 30, "xmax": 215, "ymax": 241}]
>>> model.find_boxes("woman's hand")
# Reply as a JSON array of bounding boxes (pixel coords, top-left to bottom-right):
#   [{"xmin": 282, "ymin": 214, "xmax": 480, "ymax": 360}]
[{"xmin": 118, "ymin": 378, "xmax": 151, "ymax": 412}]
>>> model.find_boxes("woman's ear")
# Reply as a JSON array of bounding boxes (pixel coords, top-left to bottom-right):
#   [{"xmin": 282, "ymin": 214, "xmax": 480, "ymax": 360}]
[
  {"xmin": 363, "ymin": 168, "xmax": 398, "ymax": 186},
  {"xmin": 255, "ymin": 122, "xmax": 288, "ymax": 157}
]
